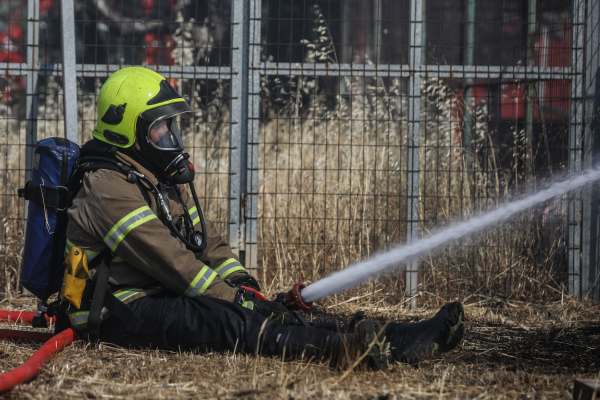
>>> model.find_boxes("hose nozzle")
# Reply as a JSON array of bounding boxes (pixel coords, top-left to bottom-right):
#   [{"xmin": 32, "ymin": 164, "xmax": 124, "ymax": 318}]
[{"xmin": 285, "ymin": 283, "xmax": 312, "ymax": 311}]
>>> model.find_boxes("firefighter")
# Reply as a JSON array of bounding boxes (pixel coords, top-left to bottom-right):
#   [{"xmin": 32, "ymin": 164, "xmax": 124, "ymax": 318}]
[{"xmin": 64, "ymin": 67, "xmax": 464, "ymax": 369}]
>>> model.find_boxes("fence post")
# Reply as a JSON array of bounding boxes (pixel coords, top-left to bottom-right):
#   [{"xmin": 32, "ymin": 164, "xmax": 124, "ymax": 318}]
[
  {"xmin": 582, "ymin": 0, "xmax": 600, "ymax": 300},
  {"xmin": 244, "ymin": 0, "xmax": 261, "ymax": 273},
  {"xmin": 60, "ymin": 0, "xmax": 79, "ymax": 144},
  {"xmin": 229, "ymin": 0, "xmax": 248, "ymax": 260},
  {"xmin": 524, "ymin": 0, "xmax": 537, "ymax": 180},
  {"xmin": 569, "ymin": 0, "xmax": 586, "ymax": 297},
  {"xmin": 25, "ymin": 0, "xmax": 40, "ymax": 192},
  {"xmin": 406, "ymin": 0, "xmax": 423, "ymax": 309},
  {"xmin": 463, "ymin": 0, "xmax": 475, "ymax": 176},
  {"xmin": 229, "ymin": 0, "xmax": 259, "ymax": 272},
  {"xmin": 22, "ymin": 0, "xmax": 40, "ymax": 296}
]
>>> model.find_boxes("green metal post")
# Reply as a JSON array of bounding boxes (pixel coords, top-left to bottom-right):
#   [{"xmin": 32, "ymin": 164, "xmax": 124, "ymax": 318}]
[
  {"xmin": 422, "ymin": 0, "xmax": 426, "ymax": 62},
  {"xmin": 525, "ymin": 0, "xmax": 537, "ymax": 180},
  {"xmin": 374, "ymin": 0, "xmax": 382, "ymax": 64},
  {"xmin": 463, "ymin": 0, "xmax": 475, "ymax": 175}
]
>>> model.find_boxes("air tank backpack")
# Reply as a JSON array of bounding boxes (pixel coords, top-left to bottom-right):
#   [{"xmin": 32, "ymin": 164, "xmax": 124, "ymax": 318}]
[
  {"xmin": 19, "ymin": 137, "xmax": 80, "ymax": 304},
  {"xmin": 18, "ymin": 137, "xmax": 143, "ymax": 337}
]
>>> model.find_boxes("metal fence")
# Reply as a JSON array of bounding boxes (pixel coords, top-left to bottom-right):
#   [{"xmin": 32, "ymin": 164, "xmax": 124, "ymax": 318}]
[{"xmin": 0, "ymin": 0, "xmax": 599, "ymax": 306}]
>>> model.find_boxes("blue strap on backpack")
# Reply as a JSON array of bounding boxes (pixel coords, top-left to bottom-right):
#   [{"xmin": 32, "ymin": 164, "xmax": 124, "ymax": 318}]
[{"xmin": 19, "ymin": 137, "xmax": 80, "ymax": 300}]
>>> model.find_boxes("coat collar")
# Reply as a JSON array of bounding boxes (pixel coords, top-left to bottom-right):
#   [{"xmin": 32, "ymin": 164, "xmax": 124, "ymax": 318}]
[{"xmin": 115, "ymin": 151, "xmax": 160, "ymax": 185}]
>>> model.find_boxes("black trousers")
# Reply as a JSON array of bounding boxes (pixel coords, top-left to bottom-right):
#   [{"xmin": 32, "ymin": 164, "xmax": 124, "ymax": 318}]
[{"xmin": 99, "ymin": 291, "xmax": 341, "ymax": 357}]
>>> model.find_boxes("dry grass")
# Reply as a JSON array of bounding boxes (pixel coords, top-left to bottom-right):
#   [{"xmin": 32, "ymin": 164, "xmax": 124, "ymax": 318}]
[
  {"xmin": 251, "ymin": 5, "xmax": 570, "ymax": 300},
  {"xmin": 0, "ymin": 293, "xmax": 598, "ymax": 399},
  {"xmin": 255, "ymin": 71, "xmax": 568, "ymax": 301}
]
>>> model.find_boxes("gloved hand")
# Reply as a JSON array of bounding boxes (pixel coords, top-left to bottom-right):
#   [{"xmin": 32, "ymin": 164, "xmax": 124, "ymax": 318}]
[
  {"xmin": 234, "ymin": 287, "xmax": 296, "ymax": 326},
  {"xmin": 229, "ymin": 274, "xmax": 261, "ymax": 292},
  {"xmin": 254, "ymin": 300, "xmax": 298, "ymax": 326},
  {"xmin": 273, "ymin": 283, "xmax": 312, "ymax": 311}
]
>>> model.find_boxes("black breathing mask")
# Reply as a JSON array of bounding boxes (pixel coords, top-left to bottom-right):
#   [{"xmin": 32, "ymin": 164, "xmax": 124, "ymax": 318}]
[
  {"xmin": 137, "ymin": 116, "xmax": 195, "ymax": 184},
  {"xmin": 134, "ymin": 114, "xmax": 207, "ymax": 252}
]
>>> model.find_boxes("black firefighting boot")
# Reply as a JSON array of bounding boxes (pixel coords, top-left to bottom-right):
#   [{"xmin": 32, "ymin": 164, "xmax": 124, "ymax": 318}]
[
  {"xmin": 276, "ymin": 325, "xmax": 390, "ymax": 370},
  {"xmin": 348, "ymin": 320, "xmax": 391, "ymax": 370},
  {"xmin": 384, "ymin": 301, "xmax": 465, "ymax": 364}
]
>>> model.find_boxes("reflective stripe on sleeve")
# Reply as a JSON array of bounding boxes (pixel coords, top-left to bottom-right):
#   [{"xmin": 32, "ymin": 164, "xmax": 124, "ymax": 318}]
[
  {"xmin": 189, "ymin": 206, "xmax": 200, "ymax": 226},
  {"xmin": 64, "ymin": 239, "xmax": 101, "ymax": 261},
  {"xmin": 242, "ymin": 301, "xmax": 254, "ymax": 310},
  {"xmin": 184, "ymin": 266, "xmax": 217, "ymax": 297},
  {"xmin": 104, "ymin": 206, "xmax": 157, "ymax": 251},
  {"xmin": 214, "ymin": 259, "xmax": 245, "ymax": 280}
]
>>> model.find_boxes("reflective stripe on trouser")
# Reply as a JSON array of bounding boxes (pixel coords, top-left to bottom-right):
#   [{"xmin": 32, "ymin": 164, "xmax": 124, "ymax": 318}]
[
  {"xmin": 103, "ymin": 206, "xmax": 157, "ymax": 251},
  {"xmin": 110, "ymin": 257, "xmax": 129, "ymax": 269},
  {"xmin": 214, "ymin": 258, "xmax": 244, "ymax": 280},
  {"xmin": 184, "ymin": 266, "xmax": 217, "ymax": 297},
  {"xmin": 68, "ymin": 289, "xmax": 144, "ymax": 330},
  {"xmin": 189, "ymin": 206, "xmax": 200, "ymax": 227},
  {"xmin": 64, "ymin": 238, "xmax": 101, "ymax": 261}
]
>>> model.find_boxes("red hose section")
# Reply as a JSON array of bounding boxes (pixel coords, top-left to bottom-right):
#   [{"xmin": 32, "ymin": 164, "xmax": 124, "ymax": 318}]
[
  {"xmin": 0, "ymin": 329, "xmax": 55, "ymax": 343},
  {"xmin": 0, "ymin": 311, "xmax": 55, "ymax": 325},
  {"xmin": 0, "ymin": 328, "xmax": 78, "ymax": 393}
]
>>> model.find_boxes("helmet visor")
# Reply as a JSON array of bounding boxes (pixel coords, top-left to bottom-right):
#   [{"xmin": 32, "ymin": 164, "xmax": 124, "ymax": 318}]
[{"xmin": 147, "ymin": 117, "xmax": 184, "ymax": 151}]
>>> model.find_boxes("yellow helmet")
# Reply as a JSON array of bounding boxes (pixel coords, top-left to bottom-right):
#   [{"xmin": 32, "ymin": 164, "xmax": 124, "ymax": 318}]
[{"xmin": 93, "ymin": 67, "xmax": 194, "ymax": 148}]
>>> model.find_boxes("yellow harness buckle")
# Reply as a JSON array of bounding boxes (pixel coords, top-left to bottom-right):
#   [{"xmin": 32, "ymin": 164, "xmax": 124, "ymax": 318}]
[{"xmin": 60, "ymin": 246, "xmax": 90, "ymax": 309}]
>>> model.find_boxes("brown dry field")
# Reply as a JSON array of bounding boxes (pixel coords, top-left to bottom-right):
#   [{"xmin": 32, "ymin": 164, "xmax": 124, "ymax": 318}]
[{"xmin": 0, "ymin": 291, "xmax": 597, "ymax": 400}]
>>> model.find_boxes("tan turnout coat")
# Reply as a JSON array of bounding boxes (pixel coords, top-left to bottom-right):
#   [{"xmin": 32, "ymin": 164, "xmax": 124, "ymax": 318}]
[{"xmin": 65, "ymin": 148, "xmax": 246, "ymax": 330}]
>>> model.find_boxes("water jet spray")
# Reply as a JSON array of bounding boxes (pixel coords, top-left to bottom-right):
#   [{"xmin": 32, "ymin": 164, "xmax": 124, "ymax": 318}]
[{"xmin": 300, "ymin": 167, "xmax": 600, "ymax": 303}]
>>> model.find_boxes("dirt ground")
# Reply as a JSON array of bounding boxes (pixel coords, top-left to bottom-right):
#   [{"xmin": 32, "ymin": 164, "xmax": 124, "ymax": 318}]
[{"xmin": 0, "ymin": 293, "xmax": 598, "ymax": 400}]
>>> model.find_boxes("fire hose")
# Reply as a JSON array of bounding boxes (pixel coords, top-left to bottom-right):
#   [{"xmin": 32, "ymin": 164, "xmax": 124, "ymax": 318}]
[{"xmin": 0, "ymin": 311, "xmax": 78, "ymax": 394}]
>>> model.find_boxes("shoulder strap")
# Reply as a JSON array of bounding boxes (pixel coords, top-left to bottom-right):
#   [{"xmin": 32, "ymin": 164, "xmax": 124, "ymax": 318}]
[
  {"xmin": 69, "ymin": 157, "xmax": 152, "ymax": 208},
  {"xmin": 42, "ymin": 150, "xmax": 71, "ymax": 301},
  {"xmin": 87, "ymin": 252, "xmax": 111, "ymax": 342}
]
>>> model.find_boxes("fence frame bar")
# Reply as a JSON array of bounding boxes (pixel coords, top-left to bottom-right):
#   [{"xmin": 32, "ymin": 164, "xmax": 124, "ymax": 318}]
[
  {"xmin": 243, "ymin": 0, "xmax": 261, "ymax": 272},
  {"xmin": 253, "ymin": 62, "xmax": 573, "ymax": 79},
  {"xmin": 582, "ymin": 0, "xmax": 600, "ymax": 300},
  {"xmin": 406, "ymin": 0, "xmax": 423, "ymax": 309},
  {"xmin": 569, "ymin": 0, "xmax": 586, "ymax": 297},
  {"xmin": 24, "ymin": 0, "xmax": 40, "ymax": 188},
  {"xmin": 228, "ymin": 0, "xmax": 248, "ymax": 258},
  {"xmin": 60, "ymin": 0, "xmax": 78, "ymax": 144},
  {"xmin": 462, "ymin": 0, "xmax": 475, "ymax": 174},
  {"xmin": 524, "ymin": 0, "xmax": 538, "ymax": 179},
  {"xmin": 3, "ymin": 62, "xmax": 575, "ymax": 80}
]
